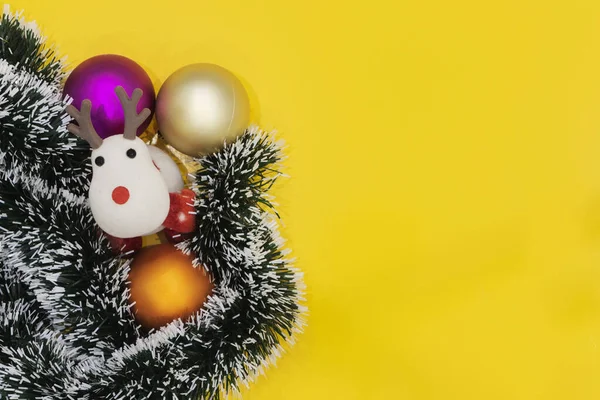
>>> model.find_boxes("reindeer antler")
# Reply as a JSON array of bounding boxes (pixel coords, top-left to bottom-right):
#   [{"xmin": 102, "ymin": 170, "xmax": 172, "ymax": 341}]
[
  {"xmin": 66, "ymin": 100, "xmax": 103, "ymax": 149},
  {"xmin": 115, "ymin": 86, "xmax": 151, "ymax": 140}
]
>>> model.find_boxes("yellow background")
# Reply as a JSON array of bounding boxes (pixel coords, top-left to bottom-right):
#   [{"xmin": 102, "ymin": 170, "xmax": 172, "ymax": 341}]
[{"xmin": 9, "ymin": 0, "xmax": 600, "ymax": 398}]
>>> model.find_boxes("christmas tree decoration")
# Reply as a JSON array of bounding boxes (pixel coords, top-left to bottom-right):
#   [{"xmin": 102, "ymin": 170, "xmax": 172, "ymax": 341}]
[
  {"xmin": 63, "ymin": 54, "xmax": 156, "ymax": 139},
  {"xmin": 66, "ymin": 86, "xmax": 195, "ymax": 240},
  {"xmin": 128, "ymin": 243, "xmax": 213, "ymax": 330},
  {"xmin": 156, "ymin": 63, "xmax": 250, "ymax": 156},
  {"xmin": 164, "ymin": 188, "xmax": 196, "ymax": 233},
  {"xmin": 0, "ymin": 6, "xmax": 305, "ymax": 400}
]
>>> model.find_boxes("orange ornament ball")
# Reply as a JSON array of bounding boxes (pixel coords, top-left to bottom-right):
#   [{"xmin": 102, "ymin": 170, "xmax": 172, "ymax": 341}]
[{"xmin": 128, "ymin": 243, "xmax": 213, "ymax": 330}]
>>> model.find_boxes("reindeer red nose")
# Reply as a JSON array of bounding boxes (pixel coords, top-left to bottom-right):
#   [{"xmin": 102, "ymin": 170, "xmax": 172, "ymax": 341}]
[{"xmin": 112, "ymin": 186, "xmax": 130, "ymax": 205}]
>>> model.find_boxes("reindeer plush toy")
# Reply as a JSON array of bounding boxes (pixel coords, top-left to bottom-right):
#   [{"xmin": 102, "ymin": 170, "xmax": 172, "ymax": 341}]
[{"xmin": 66, "ymin": 86, "xmax": 195, "ymax": 252}]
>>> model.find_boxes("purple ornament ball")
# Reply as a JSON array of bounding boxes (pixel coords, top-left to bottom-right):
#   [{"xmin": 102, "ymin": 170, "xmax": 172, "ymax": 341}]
[{"xmin": 63, "ymin": 54, "xmax": 155, "ymax": 139}]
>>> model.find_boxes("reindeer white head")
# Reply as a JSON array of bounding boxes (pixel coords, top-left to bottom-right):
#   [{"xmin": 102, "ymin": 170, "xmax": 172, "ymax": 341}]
[{"xmin": 66, "ymin": 87, "xmax": 170, "ymax": 238}]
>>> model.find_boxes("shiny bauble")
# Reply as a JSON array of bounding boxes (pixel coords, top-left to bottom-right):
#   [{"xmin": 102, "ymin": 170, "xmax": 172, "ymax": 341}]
[
  {"xmin": 63, "ymin": 54, "xmax": 155, "ymax": 138},
  {"xmin": 128, "ymin": 244, "xmax": 213, "ymax": 329},
  {"xmin": 156, "ymin": 63, "xmax": 250, "ymax": 156}
]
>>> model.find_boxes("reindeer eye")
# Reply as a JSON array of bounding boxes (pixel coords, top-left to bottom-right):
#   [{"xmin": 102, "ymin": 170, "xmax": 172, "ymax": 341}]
[
  {"xmin": 126, "ymin": 149, "xmax": 137, "ymax": 159},
  {"xmin": 94, "ymin": 156, "xmax": 105, "ymax": 167}
]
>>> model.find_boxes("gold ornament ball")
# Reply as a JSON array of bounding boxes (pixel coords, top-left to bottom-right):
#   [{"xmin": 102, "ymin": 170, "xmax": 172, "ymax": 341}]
[
  {"xmin": 156, "ymin": 63, "xmax": 250, "ymax": 156},
  {"xmin": 128, "ymin": 243, "xmax": 213, "ymax": 329}
]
